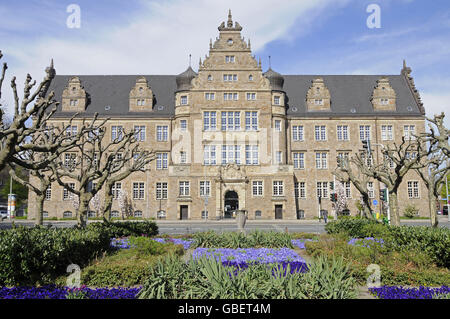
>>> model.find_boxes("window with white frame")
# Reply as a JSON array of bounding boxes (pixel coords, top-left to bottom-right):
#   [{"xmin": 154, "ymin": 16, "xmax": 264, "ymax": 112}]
[
  {"xmin": 221, "ymin": 111, "xmax": 240, "ymax": 131},
  {"xmin": 156, "ymin": 153, "xmax": 168, "ymax": 170},
  {"xmin": 343, "ymin": 181, "xmax": 351, "ymax": 198},
  {"xmin": 223, "ymin": 92, "xmax": 238, "ymax": 101},
  {"xmin": 403, "ymin": 125, "xmax": 416, "ymax": 140},
  {"xmin": 203, "ymin": 145, "xmax": 217, "ymax": 165},
  {"xmin": 66, "ymin": 125, "xmax": 78, "ymax": 137},
  {"xmin": 156, "ymin": 182, "xmax": 168, "ymax": 199},
  {"xmin": 337, "ymin": 125, "xmax": 349, "ymax": 141},
  {"xmin": 245, "ymin": 111, "xmax": 258, "ymax": 131},
  {"xmin": 274, "ymin": 96, "xmax": 280, "ymax": 105},
  {"xmin": 180, "ymin": 151, "xmax": 187, "ymax": 164},
  {"xmin": 179, "ymin": 181, "xmax": 190, "ymax": 196},
  {"xmin": 156, "ymin": 126, "xmax": 168, "ymax": 141},
  {"xmin": 368, "ymin": 182, "xmax": 375, "ymax": 199},
  {"xmin": 359, "ymin": 125, "xmax": 371, "ymax": 141},
  {"xmin": 273, "ymin": 181, "xmax": 284, "ymax": 196},
  {"xmin": 199, "ymin": 181, "xmax": 210, "ymax": 197},
  {"xmin": 275, "ymin": 120, "xmax": 281, "ymax": 131},
  {"xmin": 64, "ymin": 153, "xmax": 77, "ymax": 168},
  {"xmin": 69, "ymin": 99, "xmax": 78, "ymax": 106},
  {"xmin": 246, "ymin": 93, "xmax": 256, "ymax": 100},
  {"xmin": 248, "ymin": 75, "xmax": 253, "ymax": 81},
  {"xmin": 63, "ymin": 183, "xmax": 75, "ymax": 201},
  {"xmin": 293, "ymin": 152, "xmax": 305, "ymax": 169},
  {"xmin": 63, "ymin": 211, "xmax": 72, "ymax": 218},
  {"xmin": 295, "ymin": 182, "xmax": 306, "ymax": 199},
  {"xmin": 407, "ymin": 181, "xmax": 420, "ymax": 198},
  {"xmin": 245, "ymin": 145, "xmax": 259, "ymax": 165},
  {"xmin": 292, "ymin": 125, "xmax": 304, "ymax": 141},
  {"xmin": 225, "ymin": 56, "xmax": 235, "ymax": 63},
  {"xmin": 337, "ymin": 152, "xmax": 350, "ymax": 167},
  {"xmin": 134, "ymin": 125, "xmax": 146, "ymax": 142},
  {"xmin": 112, "ymin": 182, "xmax": 122, "ymax": 200},
  {"xmin": 223, "ymin": 74, "xmax": 237, "ymax": 82},
  {"xmin": 180, "ymin": 120, "xmax": 187, "ymax": 131},
  {"xmin": 111, "ymin": 125, "xmax": 123, "ymax": 141},
  {"xmin": 221, "ymin": 145, "xmax": 241, "ymax": 164},
  {"xmin": 134, "ymin": 211, "xmax": 143, "ymax": 218},
  {"xmin": 205, "ymin": 93, "xmax": 215, "ymax": 101},
  {"xmin": 180, "ymin": 95, "xmax": 188, "ymax": 105},
  {"xmin": 314, "ymin": 99, "xmax": 324, "ymax": 105},
  {"xmin": 315, "ymin": 152, "xmax": 328, "ymax": 169},
  {"xmin": 315, "ymin": 126, "xmax": 326, "ymax": 141},
  {"xmin": 133, "ymin": 182, "xmax": 145, "ymax": 200},
  {"xmin": 380, "ymin": 98, "xmax": 389, "ymax": 105},
  {"xmin": 252, "ymin": 181, "xmax": 263, "ymax": 196},
  {"xmin": 203, "ymin": 111, "xmax": 217, "ymax": 131},
  {"xmin": 384, "ymin": 154, "xmax": 395, "ymax": 169},
  {"xmin": 381, "ymin": 125, "xmax": 393, "ymax": 141},
  {"xmin": 45, "ymin": 185, "xmax": 51, "ymax": 200},
  {"xmin": 111, "ymin": 211, "xmax": 120, "ymax": 218},
  {"xmin": 316, "ymin": 182, "xmax": 329, "ymax": 198},
  {"xmin": 275, "ymin": 151, "xmax": 282, "ymax": 164}
]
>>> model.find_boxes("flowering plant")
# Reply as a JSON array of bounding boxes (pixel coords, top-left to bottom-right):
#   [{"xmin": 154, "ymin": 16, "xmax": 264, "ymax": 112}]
[
  {"xmin": 348, "ymin": 237, "xmax": 384, "ymax": 248},
  {"xmin": 369, "ymin": 285, "xmax": 450, "ymax": 299}
]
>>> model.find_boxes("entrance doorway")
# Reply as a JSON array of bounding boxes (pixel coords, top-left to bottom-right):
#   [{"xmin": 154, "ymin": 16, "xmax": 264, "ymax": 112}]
[
  {"xmin": 224, "ymin": 191, "xmax": 239, "ymax": 218},
  {"xmin": 180, "ymin": 205, "xmax": 188, "ymax": 220},
  {"xmin": 275, "ymin": 205, "xmax": 283, "ymax": 219}
]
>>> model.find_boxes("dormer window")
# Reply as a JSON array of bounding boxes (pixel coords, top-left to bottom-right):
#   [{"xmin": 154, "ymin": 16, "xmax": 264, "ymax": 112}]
[
  {"xmin": 225, "ymin": 56, "xmax": 235, "ymax": 63},
  {"xmin": 314, "ymin": 99, "xmax": 323, "ymax": 105},
  {"xmin": 137, "ymin": 99, "xmax": 145, "ymax": 106},
  {"xmin": 371, "ymin": 77, "xmax": 396, "ymax": 111},
  {"xmin": 380, "ymin": 98, "xmax": 389, "ymax": 105},
  {"xmin": 306, "ymin": 78, "xmax": 331, "ymax": 111},
  {"xmin": 69, "ymin": 99, "xmax": 78, "ymax": 106},
  {"xmin": 227, "ymin": 39, "xmax": 233, "ymax": 45},
  {"xmin": 129, "ymin": 76, "xmax": 153, "ymax": 112},
  {"xmin": 139, "ymin": 87, "xmax": 143, "ymax": 92}
]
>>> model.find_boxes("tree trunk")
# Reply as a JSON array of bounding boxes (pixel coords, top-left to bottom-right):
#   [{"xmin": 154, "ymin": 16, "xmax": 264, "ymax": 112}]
[
  {"xmin": 389, "ymin": 192, "xmax": 400, "ymax": 226},
  {"xmin": 103, "ymin": 190, "xmax": 113, "ymax": 223},
  {"xmin": 77, "ymin": 193, "xmax": 92, "ymax": 228},
  {"xmin": 429, "ymin": 191, "xmax": 439, "ymax": 228},
  {"xmin": 35, "ymin": 193, "xmax": 45, "ymax": 226}
]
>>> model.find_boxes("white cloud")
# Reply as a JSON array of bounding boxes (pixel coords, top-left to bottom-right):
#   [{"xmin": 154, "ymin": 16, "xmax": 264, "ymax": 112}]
[{"xmin": 421, "ymin": 92, "xmax": 450, "ymax": 129}]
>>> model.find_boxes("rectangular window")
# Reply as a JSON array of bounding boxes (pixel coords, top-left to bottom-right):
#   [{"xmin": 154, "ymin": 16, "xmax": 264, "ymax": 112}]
[
  {"xmin": 111, "ymin": 125, "xmax": 123, "ymax": 141},
  {"xmin": 252, "ymin": 181, "xmax": 263, "ymax": 196},
  {"xmin": 245, "ymin": 145, "xmax": 259, "ymax": 165},
  {"xmin": 381, "ymin": 125, "xmax": 393, "ymax": 141},
  {"xmin": 273, "ymin": 181, "xmax": 284, "ymax": 196},
  {"xmin": 293, "ymin": 152, "xmax": 305, "ymax": 169},
  {"xmin": 203, "ymin": 111, "xmax": 217, "ymax": 131},
  {"xmin": 359, "ymin": 125, "xmax": 371, "ymax": 141},
  {"xmin": 221, "ymin": 111, "xmax": 240, "ymax": 131},
  {"xmin": 368, "ymin": 182, "xmax": 374, "ymax": 199},
  {"xmin": 45, "ymin": 184, "xmax": 51, "ymax": 200},
  {"xmin": 63, "ymin": 183, "xmax": 75, "ymax": 201},
  {"xmin": 180, "ymin": 95, "xmax": 188, "ymax": 105},
  {"xmin": 245, "ymin": 111, "xmax": 258, "ymax": 131},
  {"xmin": 156, "ymin": 153, "xmax": 168, "ymax": 170},
  {"xmin": 66, "ymin": 125, "xmax": 78, "ymax": 137},
  {"xmin": 180, "ymin": 151, "xmax": 186, "ymax": 164},
  {"xmin": 203, "ymin": 145, "xmax": 217, "ymax": 165},
  {"xmin": 179, "ymin": 181, "xmax": 190, "ymax": 196},
  {"xmin": 133, "ymin": 182, "xmax": 145, "ymax": 200},
  {"xmin": 404, "ymin": 125, "xmax": 416, "ymax": 140},
  {"xmin": 294, "ymin": 182, "xmax": 306, "ymax": 199},
  {"xmin": 199, "ymin": 181, "xmax": 210, "ymax": 197},
  {"xmin": 274, "ymin": 96, "xmax": 280, "ymax": 105},
  {"xmin": 292, "ymin": 126, "xmax": 304, "ymax": 141},
  {"xmin": 337, "ymin": 152, "xmax": 349, "ymax": 167},
  {"xmin": 315, "ymin": 152, "xmax": 328, "ymax": 169},
  {"xmin": 112, "ymin": 182, "xmax": 122, "ymax": 200},
  {"xmin": 317, "ymin": 182, "xmax": 329, "ymax": 198},
  {"xmin": 221, "ymin": 145, "xmax": 241, "ymax": 164},
  {"xmin": 134, "ymin": 125, "xmax": 146, "ymax": 142},
  {"xmin": 180, "ymin": 120, "xmax": 187, "ymax": 131},
  {"xmin": 156, "ymin": 182, "xmax": 168, "ymax": 200},
  {"xmin": 407, "ymin": 181, "xmax": 420, "ymax": 198},
  {"xmin": 205, "ymin": 93, "xmax": 215, "ymax": 101},
  {"xmin": 315, "ymin": 126, "xmax": 326, "ymax": 141},
  {"xmin": 343, "ymin": 181, "xmax": 351, "ymax": 198},
  {"xmin": 275, "ymin": 151, "xmax": 282, "ymax": 164},
  {"xmin": 337, "ymin": 125, "xmax": 349, "ymax": 141},
  {"xmin": 246, "ymin": 93, "xmax": 256, "ymax": 100},
  {"xmin": 275, "ymin": 120, "xmax": 281, "ymax": 131},
  {"xmin": 156, "ymin": 126, "xmax": 168, "ymax": 141}
]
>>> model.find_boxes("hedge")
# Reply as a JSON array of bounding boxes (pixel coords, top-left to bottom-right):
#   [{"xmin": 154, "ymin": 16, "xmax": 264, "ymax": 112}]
[{"xmin": 86, "ymin": 220, "xmax": 158, "ymax": 238}]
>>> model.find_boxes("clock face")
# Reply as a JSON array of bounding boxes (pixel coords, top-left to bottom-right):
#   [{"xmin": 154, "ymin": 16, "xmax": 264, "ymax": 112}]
[{"xmin": 227, "ymin": 39, "xmax": 233, "ymax": 45}]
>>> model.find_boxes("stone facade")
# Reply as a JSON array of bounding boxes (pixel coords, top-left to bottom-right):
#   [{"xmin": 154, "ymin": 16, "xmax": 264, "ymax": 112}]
[{"xmin": 27, "ymin": 11, "xmax": 428, "ymax": 220}]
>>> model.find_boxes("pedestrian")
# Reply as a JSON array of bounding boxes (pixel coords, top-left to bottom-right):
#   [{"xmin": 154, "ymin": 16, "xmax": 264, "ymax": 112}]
[{"xmin": 323, "ymin": 210, "xmax": 328, "ymax": 224}]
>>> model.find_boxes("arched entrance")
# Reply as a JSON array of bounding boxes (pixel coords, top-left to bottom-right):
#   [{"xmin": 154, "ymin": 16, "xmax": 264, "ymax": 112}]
[{"xmin": 224, "ymin": 190, "xmax": 239, "ymax": 218}]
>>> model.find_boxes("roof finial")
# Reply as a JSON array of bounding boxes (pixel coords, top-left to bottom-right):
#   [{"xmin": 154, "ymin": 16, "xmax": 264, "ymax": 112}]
[
  {"xmin": 248, "ymin": 38, "xmax": 251, "ymax": 49},
  {"xmin": 227, "ymin": 9, "xmax": 233, "ymax": 28},
  {"xmin": 269, "ymin": 55, "xmax": 271, "ymax": 69},
  {"xmin": 189, "ymin": 54, "xmax": 192, "ymax": 67}
]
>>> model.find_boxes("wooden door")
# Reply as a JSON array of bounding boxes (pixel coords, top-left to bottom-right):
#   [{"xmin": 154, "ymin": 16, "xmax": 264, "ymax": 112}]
[
  {"xmin": 275, "ymin": 205, "xmax": 283, "ymax": 219},
  {"xmin": 180, "ymin": 205, "xmax": 188, "ymax": 220}
]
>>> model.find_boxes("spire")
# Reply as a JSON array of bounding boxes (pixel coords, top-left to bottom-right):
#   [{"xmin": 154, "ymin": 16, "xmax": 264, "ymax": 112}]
[
  {"xmin": 401, "ymin": 58, "xmax": 411, "ymax": 76},
  {"xmin": 189, "ymin": 54, "xmax": 192, "ymax": 67},
  {"xmin": 269, "ymin": 55, "xmax": 272, "ymax": 69},
  {"xmin": 210, "ymin": 38, "xmax": 213, "ymax": 49},
  {"xmin": 227, "ymin": 9, "xmax": 233, "ymax": 28},
  {"xmin": 248, "ymin": 38, "xmax": 251, "ymax": 49},
  {"xmin": 199, "ymin": 57, "xmax": 202, "ymax": 68}
]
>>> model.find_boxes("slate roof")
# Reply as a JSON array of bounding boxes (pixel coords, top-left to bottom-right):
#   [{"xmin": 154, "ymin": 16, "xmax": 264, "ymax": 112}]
[{"xmin": 48, "ymin": 73, "xmax": 423, "ymax": 118}]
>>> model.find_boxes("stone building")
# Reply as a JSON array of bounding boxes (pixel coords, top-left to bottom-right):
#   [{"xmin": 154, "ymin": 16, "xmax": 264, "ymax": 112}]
[{"xmin": 28, "ymin": 11, "xmax": 428, "ymax": 220}]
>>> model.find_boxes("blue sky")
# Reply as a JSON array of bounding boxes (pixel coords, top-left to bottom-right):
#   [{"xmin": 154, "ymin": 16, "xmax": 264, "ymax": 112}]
[{"xmin": 0, "ymin": 0, "xmax": 449, "ymax": 126}]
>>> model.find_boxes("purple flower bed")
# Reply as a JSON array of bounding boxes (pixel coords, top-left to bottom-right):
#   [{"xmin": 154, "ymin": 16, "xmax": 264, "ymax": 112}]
[
  {"xmin": 348, "ymin": 237, "xmax": 384, "ymax": 248},
  {"xmin": 110, "ymin": 237, "xmax": 132, "ymax": 249},
  {"xmin": 0, "ymin": 285, "xmax": 141, "ymax": 299},
  {"xmin": 110, "ymin": 237, "xmax": 193, "ymax": 250},
  {"xmin": 192, "ymin": 248, "xmax": 308, "ymax": 273},
  {"xmin": 369, "ymin": 285, "xmax": 450, "ymax": 299},
  {"xmin": 291, "ymin": 239, "xmax": 316, "ymax": 250}
]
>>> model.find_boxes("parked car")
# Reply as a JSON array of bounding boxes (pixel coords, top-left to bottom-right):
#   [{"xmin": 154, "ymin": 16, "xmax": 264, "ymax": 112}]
[
  {"xmin": 0, "ymin": 210, "xmax": 7, "ymax": 221},
  {"xmin": 443, "ymin": 206, "xmax": 449, "ymax": 216}
]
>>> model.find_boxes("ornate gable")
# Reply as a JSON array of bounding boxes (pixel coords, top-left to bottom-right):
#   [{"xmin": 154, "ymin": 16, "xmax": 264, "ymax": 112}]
[
  {"xmin": 61, "ymin": 76, "xmax": 87, "ymax": 112},
  {"xmin": 371, "ymin": 77, "xmax": 396, "ymax": 111},
  {"xmin": 306, "ymin": 78, "xmax": 331, "ymax": 111},
  {"xmin": 129, "ymin": 77, "xmax": 154, "ymax": 112}
]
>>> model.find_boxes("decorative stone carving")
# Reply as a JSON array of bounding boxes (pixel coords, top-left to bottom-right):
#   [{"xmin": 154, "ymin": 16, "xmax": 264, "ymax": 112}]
[
  {"xmin": 371, "ymin": 77, "xmax": 396, "ymax": 111},
  {"xmin": 306, "ymin": 78, "xmax": 331, "ymax": 111},
  {"xmin": 61, "ymin": 76, "xmax": 87, "ymax": 112},
  {"xmin": 129, "ymin": 76, "xmax": 153, "ymax": 112},
  {"xmin": 401, "ymin": 60, "xmax": 425, "ymax": 115},
  {"xmin": 220, "ymin": 163, "xmax": 247, "ymax": 181}
]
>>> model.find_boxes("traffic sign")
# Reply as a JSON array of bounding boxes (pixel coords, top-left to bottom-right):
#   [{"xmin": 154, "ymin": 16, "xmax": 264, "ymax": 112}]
[{"xmin": 373, "ymin": 199, "xmax": 378, "ymax": 206}]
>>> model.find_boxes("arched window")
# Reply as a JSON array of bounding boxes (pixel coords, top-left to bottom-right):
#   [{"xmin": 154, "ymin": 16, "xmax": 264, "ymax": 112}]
[
  {"xmin": 207, "ymin": 75, "xmax": 212, "ymax": 81},
  {"xmin": 63, "ymin": 211, "xmax": 72, "ymax": 218},
  {"xmin": 248, "ymin": 75, "xmax": 253, "ymax": 81},
  {"xmin": 134, "ymin": 210, "xmax": 143, "ymax": 218},
  {"xmin": 111, "ymin": 211, "xmax": 120, "ymax": 218}
]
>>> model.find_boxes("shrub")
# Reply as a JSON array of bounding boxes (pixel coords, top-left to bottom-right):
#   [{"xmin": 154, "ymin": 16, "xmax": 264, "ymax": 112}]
[
  {"xmin": 87, "ymin": 220, "xmax": 158, "ymax": 238},
  {"xmin": 0, "ymin": 225, "xmax": 111, "ymax": 286},
  {"xmin": 325, "ymin": 217, "xmax": 379, "ymax": 238},
  {"xmin": 403, "ymin": 204, "xmax": 419, "ymax": 218}
]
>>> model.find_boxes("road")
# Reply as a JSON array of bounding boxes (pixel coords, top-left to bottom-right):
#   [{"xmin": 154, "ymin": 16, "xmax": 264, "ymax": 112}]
[{"xmin": 1, "ymin": 218, "xmax": 449, "ymax": 235}]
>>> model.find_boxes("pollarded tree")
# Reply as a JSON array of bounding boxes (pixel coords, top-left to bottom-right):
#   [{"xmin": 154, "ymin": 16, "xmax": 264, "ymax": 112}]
[
  {"xmin": 422, "ymin": 112, "xmax": 449, "ymax": 157},
  {"xmin": 51, "ymin": 126, "xmax": 154, "ymax": 227}
]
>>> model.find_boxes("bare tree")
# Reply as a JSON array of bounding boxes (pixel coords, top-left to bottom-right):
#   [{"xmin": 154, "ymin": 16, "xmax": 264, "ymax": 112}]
[
  {"xmin": 51, "ymin": 127, "xmax": 154, "ymax": 227},
  {"xmin": 422, "ymin": 112, "xmax": 449, "ymax": 157}
]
